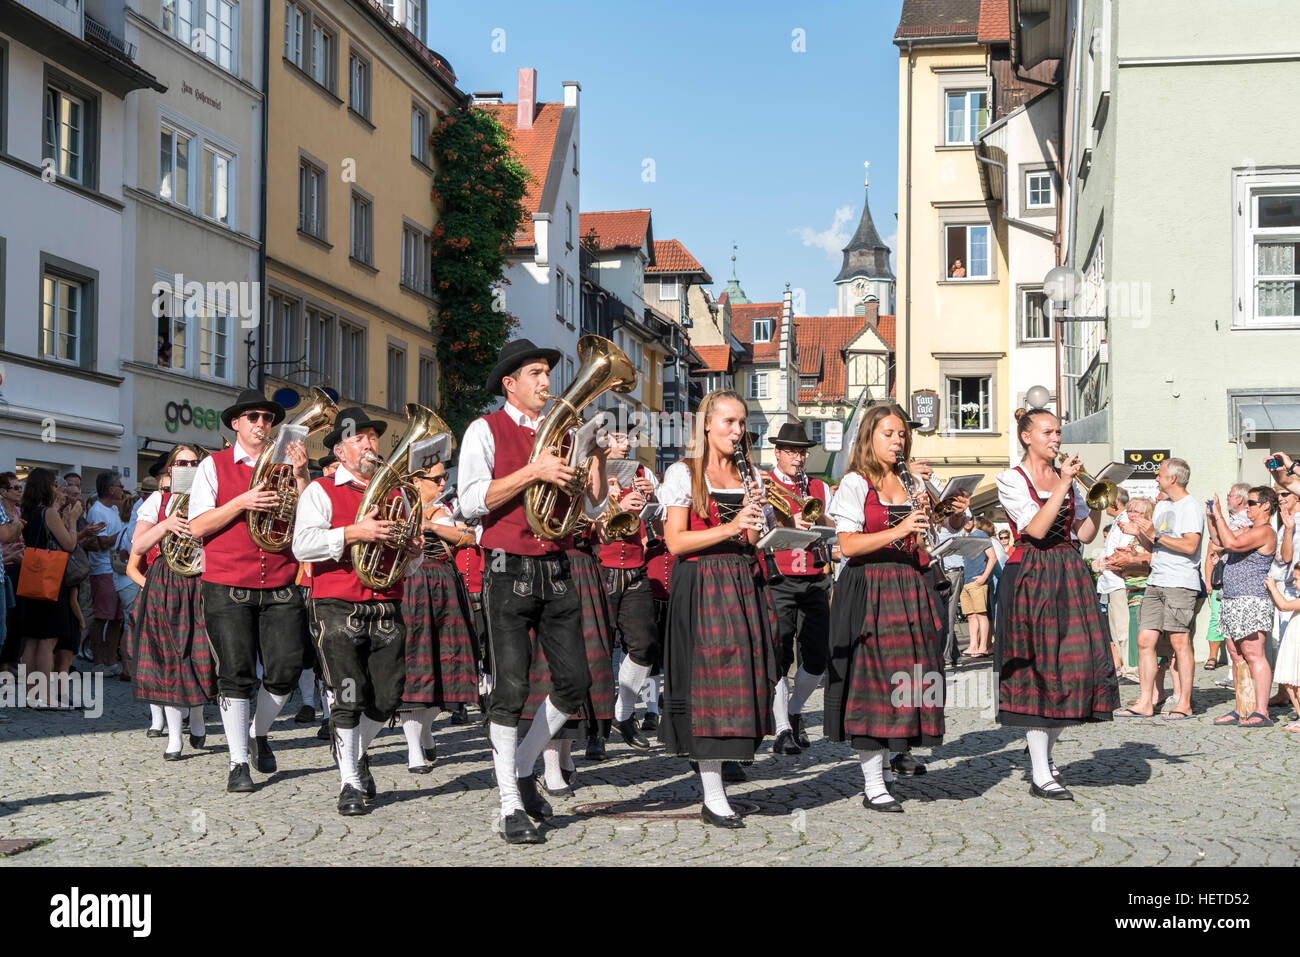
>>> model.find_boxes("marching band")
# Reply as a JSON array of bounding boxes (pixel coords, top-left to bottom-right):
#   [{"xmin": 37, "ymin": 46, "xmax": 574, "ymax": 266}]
[{"xmin": 121, "ymin": 336, "xmax": 1119, "ymax": 840}]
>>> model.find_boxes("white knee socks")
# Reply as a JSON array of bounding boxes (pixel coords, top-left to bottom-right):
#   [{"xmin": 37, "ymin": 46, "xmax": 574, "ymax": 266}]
[
  {"xmin": 542, "ymin": 741, "xmax": 567, "ymax": 791},
  {"xmin": 790, "ymin": 666, "xmax": 823, "ymax": 717},
  {"xmin": 298, "ymin": 671, "xmax": 317, "ymax": 709},
  {"xmin": 615, "ymin": 657, "xmax": 652, "ymax": 722},
  {"xmin": 358, "ymin": 714, "xmax": 384, "ymax": 755},
  {"xmin": 336, "ymin": 725, "xmax": 362, "ymax": 790},
  {"xmin": 698, "ymin": 759, "xmax": 734, "ymax": 816},
  {"xmin": 1025, "ymin": 728, "xmax": 1063, "ymax": 790},
  {"xmin": 402, "ymin": 711, "xmax": 427, "ymax": 768},
  {"xmin": 188, "ymin": 706, "xmax": 205, "ymax": 738},
  {"xmin": 857, "ymin": 746, "xmax": 891, "ymax": 804},
  {"xmin": 148, "ymin": 704, "xmax": 165, "ymax": 732},
  {"xmin": 489, "ymin": 722, "xmax": 523, "ymax": 816},
  {"xmin": 1046, "ymin": 726, "xmax": 1062, "ymax": 777},
  {"xmin": 219, "ymin": 696, "xmax": 251, "ymax": 767},
  {"xmin": 251, "ymin": 687, "xmax": 290, "ymax": 738},
  {"xmin": 516, "ymin": 697, "xmax": 568, "ymax": 778},
  {"xmin": 419, "ymin": 708, "xmax": 437, "ymax": 750},
  {"xmin": 164, "ymin": 706, "xmax": 184, "ymax": 754},
  {"xmin": 773, "ymin": 677, "xmax": 792, "ymax": 734}
]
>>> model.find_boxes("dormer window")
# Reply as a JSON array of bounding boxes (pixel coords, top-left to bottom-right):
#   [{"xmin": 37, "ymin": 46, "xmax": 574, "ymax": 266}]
[{"xmin": 752, "ymin": 318, "xmax": 773, "ymax": 343}]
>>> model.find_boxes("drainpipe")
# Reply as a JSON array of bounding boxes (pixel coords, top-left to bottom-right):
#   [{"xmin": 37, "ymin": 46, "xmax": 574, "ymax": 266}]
[
  {"xmin": 904, "ymin": 40, "xmax": 914, "ymax": 404},
  {"xmin": 256, "ymin": 0, "xmax": 270, "ymax": 392},
  {"xmin": 974, "ymin": 152, "xmax": 1056, "ymax": 240}
]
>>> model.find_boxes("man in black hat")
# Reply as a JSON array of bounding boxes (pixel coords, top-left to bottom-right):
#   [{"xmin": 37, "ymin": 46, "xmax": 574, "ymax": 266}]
[
  {"xmin": 293, "ymin": 407, "xmax": 423, "ymax": 815},
  {"xmin": 456, "ymin": 338, "xmax": 611, "ymax": 844},
  {"xmin": 763, "ymin": 422, "xmax": 835, "ymax": 754},
  {"xmin": 187, "ymin": 389, "xmax": 310, "ymax": 793}
]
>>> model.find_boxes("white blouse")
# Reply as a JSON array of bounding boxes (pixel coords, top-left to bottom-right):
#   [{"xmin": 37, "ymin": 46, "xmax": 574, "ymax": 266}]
[
  {"xmin": 135, "ymin": 491, "xmax": 167, "ymax": 527},
  {"xmin": 659, "ymin": 460, "xmax": 761, "ymax": 510},
  {"xmin": 826, "ymin": 471, "xmax": 906, "ymax": 534},
  {"xmin": 996, "ymin": 466, "xmax": 1087, "ymax": 530}
]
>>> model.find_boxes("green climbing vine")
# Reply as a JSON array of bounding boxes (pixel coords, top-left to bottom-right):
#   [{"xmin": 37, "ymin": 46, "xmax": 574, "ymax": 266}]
[{"xmin": 429, "ymin": 105, "xmax": 529, "ymax": 439}]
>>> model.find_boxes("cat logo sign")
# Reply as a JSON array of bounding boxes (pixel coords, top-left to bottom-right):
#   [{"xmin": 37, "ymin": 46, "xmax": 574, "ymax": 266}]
[{"xmin": 1124, "ymin": 449, "xmax": 1169, "ymax": 475}]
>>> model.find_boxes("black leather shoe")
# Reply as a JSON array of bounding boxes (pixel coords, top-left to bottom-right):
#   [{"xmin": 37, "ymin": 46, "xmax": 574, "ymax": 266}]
[
  {"xmin": 615, "ymin": 717, "xmax": 651, "ymax": 750},
  {"xmin": 338, "ymin": 784, "xmax": 368, "ymax": 816},
  {"xmin": 773, "ymin": 729, "xmax": 802, "ymax": 755},
  {"xmin": 408, "ymin": 763, "xmax": 434, "ymax": 775},
  {"xmin": 584, "ymin": 735, "xmax": 607, "ymax": 761},
  {"xmin": 560, "ymin": 766, "xmax": 575, "ymax": 787},
  {"xmin": 891, "ymin": 752, "xmax": 926, "ymax": 776},
  {"xmin": 317, "ymin": 721, "xmax": 330, "ymax": 741},
  {"xmin": 146, "ymin": 728, "xmax": 166, "ymax": 739},
  {"xmin": 359, "ymin": 754, "xmax": 377, "ymax": 801},
  {"xmin": 722, "ymin": 761, "xmax": 747, "ymax": 783},
  {"xmin": 863, "ymin": 793, "xmax": 903, "ymax": 813},
  {"xmin": 293, "ymin": 704, "xmax": 315, "ymax": 724},
  {"xmin": 250, "ymin": 735, "xmax": 277, "ymax": 774},
  {"xmin": 701, "ymin": 805, "xmax": 745, "ymax": 829},
  {"xmin": 641, "ymin": 712, "xmax": 659, "ymax": 733},
  {"xmin": 790, "ymin": 714, "xmax": 811, "ymax": 749},
  {"xmin": 182, "ymin": 714, "xmax": 190, "ymax": 731},
  {"xmin": 1030, "ymin": 781, "xmax": 1074, "ymax": 801},
  {"xmin": 189, "ymin": 734, "xmax": 206, "ymax": 749},
  {"xmin": 537, "ymin": 774, "xmax": 573, "ymax": 798},
  {"xmin": 164, "ymin": 750, "xmax": 183, "ymax": 762},
  {"xmin": 517, "ymin": 775, "xmax": 553, "ymax": 821},
  {"xmin": 450, "ymin": 703, "xmax": 469, "ymax": 725},
  {"xmin": 226, "ymin": 763, "xmax": 256, "ymax": 793},
  {"xmin": 422, "ymin": 744, "xmax": 437, "ymax": 764},
  {"xmin": 499, "ymin": 809, "xmax": 544, "ymax": 844}
]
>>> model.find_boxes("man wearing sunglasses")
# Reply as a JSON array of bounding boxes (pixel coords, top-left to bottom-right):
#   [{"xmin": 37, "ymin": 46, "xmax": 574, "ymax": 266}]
[{"xmin": 187, "ymin": 389, "xmax": 310, "ymax": 793}]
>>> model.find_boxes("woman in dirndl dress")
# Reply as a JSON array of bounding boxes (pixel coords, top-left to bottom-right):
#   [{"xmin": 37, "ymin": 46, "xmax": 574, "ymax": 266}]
[
  {"xmin": 398, "ymin": 461, "xmax": 483, "ymax": 773},
  {"xmin": 127, "ymin": 445, "xmax": 216, "ymax": 761},
  {"xmin": 995, "ymin": 409, "xmax": 1117, "ymax": 801},
  {"xmin": 659, "ymin": 389, "xmax": 778, "ymax": 829},
  {"xmin": 825, "ymin": 405, "xmax": 947, "ymax": 813}
]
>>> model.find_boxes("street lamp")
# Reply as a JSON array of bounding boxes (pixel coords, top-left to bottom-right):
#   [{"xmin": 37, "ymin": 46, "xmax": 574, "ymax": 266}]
[{"xmin": 1042, "ymin": 265, "xmax": 1105, "ymax": 323}]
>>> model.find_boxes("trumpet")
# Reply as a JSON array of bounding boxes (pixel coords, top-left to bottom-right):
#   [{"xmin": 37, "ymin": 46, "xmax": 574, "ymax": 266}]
[
  {"xmin": 246, "ymin": 387, "xmax": 338, "ymax": 552},
  {"xmin": 1057, "ymin": 452, "xmax": 1119, "ymax": 511},
  {"xmin": 603, "ymin": 489, "xmax": 642, "ymax": 541}
]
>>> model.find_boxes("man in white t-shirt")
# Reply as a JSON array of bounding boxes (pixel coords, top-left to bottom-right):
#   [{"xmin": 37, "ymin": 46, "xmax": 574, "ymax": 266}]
[
  {"xmin": 87, "ymin": 472, "xmax": 127, "ymax": 675},
  {"xmin": 1094, "ymin": 488, "xmax": 1136, "ymax": 680},
  {"xmin": 1118, "ymin": 458, "xmax": 1203, "ymax": 718}
]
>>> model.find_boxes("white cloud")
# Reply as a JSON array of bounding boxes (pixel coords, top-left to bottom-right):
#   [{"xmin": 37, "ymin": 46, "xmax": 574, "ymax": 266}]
[
  {"xmin": 882, "ymin": 231, "xmax": 898, "ymax": 273},
  {"xmin": 792, "ymin": 205, "xmax": 855, "ymax": 264}
]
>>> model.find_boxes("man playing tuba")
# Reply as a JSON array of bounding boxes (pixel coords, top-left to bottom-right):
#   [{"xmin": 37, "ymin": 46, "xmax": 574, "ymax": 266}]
[{"xmin": 187, "ymin": 389, "xmax": 311, "ymax": 794}]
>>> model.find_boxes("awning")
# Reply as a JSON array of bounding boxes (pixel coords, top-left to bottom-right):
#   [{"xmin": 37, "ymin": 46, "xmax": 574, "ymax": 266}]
[{"xmin": 1232, "ymin": 393, "xmax": 1300, "ymax": 436}]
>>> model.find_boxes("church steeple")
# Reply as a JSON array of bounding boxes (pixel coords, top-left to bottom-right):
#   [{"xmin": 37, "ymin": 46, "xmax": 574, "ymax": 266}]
[
  {"xmin": 834, "ymin": 163, "xmax": 896, "ymax": 316},
  {"xmin": 723, "ymin": 243, "xmax": 751, "ymax": 304}
]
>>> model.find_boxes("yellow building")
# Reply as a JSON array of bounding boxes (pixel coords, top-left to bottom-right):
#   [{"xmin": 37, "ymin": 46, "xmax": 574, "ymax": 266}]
[
  {"xmin": 895, "ymin": 0, "xmax": 1011, "ymax": 509},
  {"xmin": 264, "ymin": 0, "xmax": 461, "ymax": 456}
]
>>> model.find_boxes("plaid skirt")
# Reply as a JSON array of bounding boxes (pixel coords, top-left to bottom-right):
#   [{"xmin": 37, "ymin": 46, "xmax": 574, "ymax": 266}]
[
  {"xmin": 130, "ymin": 560, "xmax": 216, "ymax": 708},
  {"xmin": 825, "ymin": 560, "xmax": 944, "ymax": 749},
  {"xmin": 400, "ymin": 558, "xmax": 481, "ymax": 709},
  {"xmin": 998, "ymin": 542, "xmax": 1119, "ymax": 727},
  {"xmin": 520, "ymin": 549, "xmax": 615, "ymax": 739},
  {"xmin": 660, "ymin": 555, "xmax": 778, "ymax": 761}
]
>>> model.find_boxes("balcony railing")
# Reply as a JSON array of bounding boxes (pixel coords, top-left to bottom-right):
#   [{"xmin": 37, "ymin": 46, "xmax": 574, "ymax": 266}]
[
  {"xmin": 84, "ymin": 13, "xmax": 137, "ymax": 60},
  {"xmin": 359, "ymin": 0, "xmax": 456, "ymax": 87}
]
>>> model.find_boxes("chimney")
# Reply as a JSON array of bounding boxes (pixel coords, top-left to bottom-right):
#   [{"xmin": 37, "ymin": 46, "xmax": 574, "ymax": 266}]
[
  {"xmin": 516, "ymin": 68, "xmax": 537, "ymax": 131},
  {"xmin": 780, "ymin": 284, "xmax": 792, "ymax": 373},
  {"xmin": 471, "ymin": 91, "xmax": 504, "ymax": 105},
  {"xmin": 562, "ymin": 80, "xmax": 580, "ymax": 108}
]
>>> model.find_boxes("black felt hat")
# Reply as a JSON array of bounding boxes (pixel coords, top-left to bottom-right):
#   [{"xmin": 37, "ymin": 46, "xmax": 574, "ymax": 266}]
[
  {"xmin": 220, "ymin": 389, "xmax": 286, "ymax": 429},
  {"xmin": 321, "ymin": 407, "xmax": 389, "ymax": 451},
  {"xmin": 486, "ymin": 338, "xmax": 562, "ymax": 396},
  {"xmin": 772, "ymin": 422, "xmax": 816, "ymax": 448}
]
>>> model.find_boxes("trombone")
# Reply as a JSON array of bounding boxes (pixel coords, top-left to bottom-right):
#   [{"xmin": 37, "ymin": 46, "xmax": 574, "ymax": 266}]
[{"xmin": 1057, "ymin": 452, "xmax": 1120, "ymax": 511}]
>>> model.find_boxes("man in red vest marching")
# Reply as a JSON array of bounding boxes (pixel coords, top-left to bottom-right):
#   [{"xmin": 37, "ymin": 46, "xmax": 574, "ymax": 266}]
[
  {"xmin": 292, "ymin": 408, "xmax": 423, "ymax": 816},
  {"xmin": 188, "ymin": 390, "xmax": 310, "ymax": 794},
  {"xmin": 457, "ymin": 339, "xmax": 610, "ymax": 845},
  {"xmin": 765, "ymin": 422, "xmax": 834, "ymax": 756}
]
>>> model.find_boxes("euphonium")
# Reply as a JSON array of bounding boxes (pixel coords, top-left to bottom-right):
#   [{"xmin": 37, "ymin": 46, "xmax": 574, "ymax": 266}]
[
  {"xmin": 525, "ymin": 335, "xmax": 637, "ymax": 541},
  {"xmin": 1057, "ymin": 452, "xmax": 1120, "ymax": 511},
  {"xmin": 352, "ymin": 403, "xmax": 455, "ymax": 590},
  {"xmin": 246, "ymin": 387, "xmax": 338, "ymax": 552},
  {"xmin": 159, "ymin": 443, "xmax": 221, "ymax": 576}
]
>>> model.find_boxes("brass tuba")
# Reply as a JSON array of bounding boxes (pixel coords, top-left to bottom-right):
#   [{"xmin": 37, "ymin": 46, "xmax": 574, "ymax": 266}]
[
  {"xmin": 352, "ymin": 403, "xmax": 455, "ymax": 590},
  {"xmin": 246, "ymin": 387, "xmax": 338, "ymax": 552},
  {"xmin": 525, "ymin": 335, "xmax": 637, "ymax": 541},
  {"xmin": 159, "ymin": 441, "xmax": 227, "ymax": 576}
]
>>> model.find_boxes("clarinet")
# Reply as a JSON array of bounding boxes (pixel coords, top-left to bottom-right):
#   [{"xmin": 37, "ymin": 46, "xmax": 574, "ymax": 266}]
[
  {"xmin": 894, "ymin": 461, "xmax": 936, "ymax": 549},
  {"xmin": 736, "ymin": 433, "xmax": 784, "ymax": 584},
  {"xmin": 797, "ymin": 467, "xmax": 829, "ymax": 567}
]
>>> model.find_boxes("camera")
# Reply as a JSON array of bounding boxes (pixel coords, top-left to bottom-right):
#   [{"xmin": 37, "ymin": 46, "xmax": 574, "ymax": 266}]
[{"xmin": 1266, "ymin": 455, "xmax": 1284, "ymax": 471}]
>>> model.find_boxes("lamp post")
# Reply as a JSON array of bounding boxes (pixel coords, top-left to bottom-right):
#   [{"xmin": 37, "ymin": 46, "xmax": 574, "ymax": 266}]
[{"xmin": 1043, "ymin": 266, "xmax": 1106, "ymax": 424}]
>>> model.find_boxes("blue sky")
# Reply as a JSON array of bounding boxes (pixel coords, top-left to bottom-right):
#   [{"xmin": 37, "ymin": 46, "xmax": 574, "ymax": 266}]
[{"xmin": 426, "ymin": 0, "xmax": 904, "ymax": 317}]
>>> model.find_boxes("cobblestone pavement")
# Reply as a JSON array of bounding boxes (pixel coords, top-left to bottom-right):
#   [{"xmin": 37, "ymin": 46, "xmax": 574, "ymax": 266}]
[{"xmin": 1, "ymin": 665, "xmax": 1297, "ymax": 866}]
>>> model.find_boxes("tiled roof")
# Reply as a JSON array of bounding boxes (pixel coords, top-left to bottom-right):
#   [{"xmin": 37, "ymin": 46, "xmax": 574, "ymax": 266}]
[
  {"xmin": 478, "ymin": 101, "xmax": 564, "ymax": 249},
  {"xmin": 977, "ymin": 0, "xmax": 1011, "ymax": 43},
  {"xmin": 693, "ymin": 345, "xmax": 733, "ymax": 373},
  {"xmin": 795, "ymin": 314, "xmax": 870, "ymax": 403},
  {"xmin": 729, "ymin": 301, "xmax": 785, "ymax": 363},
  {"xmin": 646, "ymin": 239, "xmax": 712, "ymax": 282},
  {"xmin": 895, "ymin": 0, "xmax": 981, "ymax": 39},
  {"xmin": 579, "ymin": 210, "xmax": 652, "ymax": 252},
  {"xmin": 878, "ymin": 315, "xmax": 897, "ymax": 350}
]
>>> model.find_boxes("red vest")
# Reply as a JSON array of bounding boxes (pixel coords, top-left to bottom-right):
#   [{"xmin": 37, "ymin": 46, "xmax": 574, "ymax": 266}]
[
  {"xmin": 454, "ymin": 544, "xmax": 484, "ymax": 594},
  {"xmin": 644, "ymin": 539, "xmax": 674, "ymax": 599},
  {"xmin": 200, "ymin": 447, "xmax": 299, "ymax": 588},
  {"xmin": 598, "ymin": 477, "xmax": 647, "ymax": 568},
  {"xmin": 767, "ymin": 470, "xmax": 829, "ymax": 577},
  {"xmin": 478, "ymin": 408, "xmax": 573, "ymax": 556},
  {"xmin": 307, "ymin": 477, "xmax": 405, "ymax": 602},
  {"xmin": 144, "ymin": 492, "xmax": 169, "ymax": 570}
]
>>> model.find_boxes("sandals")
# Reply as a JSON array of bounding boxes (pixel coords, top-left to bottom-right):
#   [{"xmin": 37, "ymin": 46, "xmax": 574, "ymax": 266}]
[
  {"xmin": 1284, "ymin": 721, "xmax": 1300, "ymax": 733},
  {"xmin": 1213, "ymin": 711, "xmax": 1241, "ymax": 726},
  {"xmin": 1114, "ymin": 707, "xmax": 1154, "ymax": 718},
  {"xmin": 1162, "ymin": 710, "xmax": 1193, "ymax": 720},
  {"xmin": 1238, "ymin": 712, "xmax": 1274, "ymax": 728},
  {"xmin": 1203, "ymin": 659, "xmax": 1219, "ymax": 670}
]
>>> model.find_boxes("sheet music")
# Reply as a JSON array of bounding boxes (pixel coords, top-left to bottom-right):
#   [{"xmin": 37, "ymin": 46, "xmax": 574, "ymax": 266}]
[
  {"xmin": 270, "ymin": 425, "xmax": 308, "ymax": 465},
  {"xmin": 170, "ymin": 466, "xmax": 196, "ymax": 495},
  {"xmin": 408, "ymin": 434, "xmax": 453, "ymax": 473}
]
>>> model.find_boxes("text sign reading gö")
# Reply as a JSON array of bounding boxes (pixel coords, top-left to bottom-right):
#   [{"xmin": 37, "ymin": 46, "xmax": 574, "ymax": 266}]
[{"xmin": 165, "ymin": 400, "xmax": 222, "ymax": 433}]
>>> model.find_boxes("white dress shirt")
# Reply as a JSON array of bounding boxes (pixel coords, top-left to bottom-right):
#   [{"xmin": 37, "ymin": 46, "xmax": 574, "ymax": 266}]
[
  {"xmin": 1096, "ymin": 510, "xmax": 1134, "ymax": 596},
  {"xmin": 293, "ymin": 464, "xmax": 422, "ymax": 579},
  {"xmin": 457, "ymin": 401, "xmax": 605, "ymax": 522},
  {"xmin": 187, "ymin": 440, "xmax": 258, "ymax": 520}
]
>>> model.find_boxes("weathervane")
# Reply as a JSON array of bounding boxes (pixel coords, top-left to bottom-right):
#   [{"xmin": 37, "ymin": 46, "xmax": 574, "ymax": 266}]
[{"xmin": 864, "ymin": 159, "xmax": 870, "ymax": 188}]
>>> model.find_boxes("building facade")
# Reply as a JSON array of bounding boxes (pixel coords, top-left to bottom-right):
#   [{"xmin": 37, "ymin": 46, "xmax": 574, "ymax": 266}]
[{"xmin": 729, "ymin": 291, "xmax": 800, "ymax": 470}]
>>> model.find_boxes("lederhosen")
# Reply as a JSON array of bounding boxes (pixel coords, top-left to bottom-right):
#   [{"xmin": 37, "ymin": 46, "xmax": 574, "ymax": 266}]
[
  {"xmin": 764, "ymin": 469, "xmax": 831, "ymax": 678},
  {"xmin": 660, "ymin": 486, "xmax": 778, "ymax": 762},
  {"xmin": 131, "ymin": 492, "xmax": 217, "ymax": 708},
  {"xmin": 478, "ymin": 408, "xmax": 591, "ymax": 727},
  {"xmin": 825, "ymin": 475, "xmax": 944, "ymax": 750},
  {"xmin": 599, "ymin": 472, "xmax": 661, "ymax": 669},
  {"xmin": 996, "ymin": 467, "xmax": 1119, "ymax": 727},
  {"xmin": 400, "ymin": 527, "xmax": 481, "ymax": 710},
  {"xmin": 307, "ymin": 476, "xmax": 407, "ymax": 729},
  {"xmin": 199, "ymin": 446, "xmax": 306, "ymax": 700}
]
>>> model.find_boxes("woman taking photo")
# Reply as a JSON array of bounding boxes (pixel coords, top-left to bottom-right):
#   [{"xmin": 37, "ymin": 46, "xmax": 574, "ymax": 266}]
[
  {"xmin": 995, "ymin": 409, "xmax": 1117, "ymax": 801},
  {"xmin": 1208, "ymin": 486, "xmax": 1278, "ymax": 727},
  {"xmin": 15, "ymin": 469, "xmax": 80, "ymax": 707},
  {"xmin": 659, "ymin": 389, "xmax": 777, "ymax": 828},
  {"xmin": 825, "ymin": 405, "xmax": 948, "ymax": 813},
  {"xmin": 128, "ymin": 445, "xmax": 215, "ymax": 760}
]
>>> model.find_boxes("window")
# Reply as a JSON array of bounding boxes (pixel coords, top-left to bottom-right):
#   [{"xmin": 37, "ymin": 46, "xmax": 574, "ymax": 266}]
[
  {"xmin": 555, "ymin": 269, "xmax": 565, "ymax": 319},
  {"xmin": 350, "ymin": 191, "xmax": 373, "ymax": 265},
  {"xmin": 284, "ymin": 1, "xmax": 304, "ymax": 67},
  {"xmin": 752, "ymin": 421, "xmax": 769, "ymax": 448},
  {"xmin": 157, "ymin": 290, "xmax": 187, "ymax": 370},
  {"xmin": 199, "ymin": 306, "xmax": 229, "ymax": 380},
  {"xmin": 748, "ymin": 372, "xmax": 769, "ymax": 400},
  {"xmin": 338, "ymin": 320, "xmax": 365, "ymax": 400},
  {"xmin": 566, "ymin": 204, "xmax": 573, "ymax": 247},
  {"xmin": 945, "ymin": 89, "xmax": 989, "ymax": 145},
  {"xmin": 309, "ymin": 20, "xmax": 335, "ymax": 89},
  {"xmin": 305, "ymin": 308, "xmax": 334, "ymax": 385},
  {"xmin": 387, "ymin": 346, "xmax": 406, "ymax": 413},
  {"xmin": 418, "ymin": 355, "xmax": 436, "ymax": 407},
  {"xmin": 165, "ymin": 0, "xmax": 237, "ymax": 73},
  {"xmin": 810, "ymin": 419, "xmax": 824, "ymax": 444},
  {"xmin": 382, "ymin": 0, "xmax": 421, "ymax": 35},
  {"xmin": 704, "ymin": 372, "xmax": 725, "ymax": 392},
  {"xmin": 42, "ymin": 273, "xmax": 82, "ymax": 364},
  {"xmin": 752, "ymin": 317, "xmax": 773, "ymax": 342},
  {"xmin": 944, "ymin": 224, "xmax": 991, "ymax": 279},
  {"xmin": 1020, "ymin": 287, "xmax": 1051, "ymax": 342},
  {"xmin": 265, "ymin": 294, "xmax": 301, "ymax": 371},
  {"xmin": 159, "ymin": 124, "xmax": 191, "ymax": 205},
  {"xmin": 348, "ymin": 50, "xmax": 370, "ymax": 119},
  {"xmin": 565, "ymin": 277, "xmax": 575, "ymax": 325},
  {"xmin": 200, "ymin": 144, "xmax": 232, "ymax": 225},
  {"xmin": 946, "ymin": 376, "xmax": 992, "ymax": 431},
  {"xmin": 799, "ymin": 373, "xmax": 818, "ymax": 390},
  {"xmin": 1236, "ymin": 170, "xmax": 1300, "ymax": 328},
  {"xmin": 1026, "ymin": 171, "xmax": 1054, "ymax": 209},
  {"xmin": 206, "ymin": 0, "xmax": 237, "ymax": 72},
  {"xmin": 659, "ymin": 277, "xmax": 679, "ymax": 301},
  {"xmin": 44, "ymin": 86, "xmax": 85, "ymax": 183},
  {"xmin": 299, "ymin": 157, "xmax": 324, "ymax": 238},
  {"xmin": 411, "ymin": 102, "xmax": 429, "ymax": 164},
  {"xmin": 401, "ymin": 223, "xmax": 430, "ymax": 294}
]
